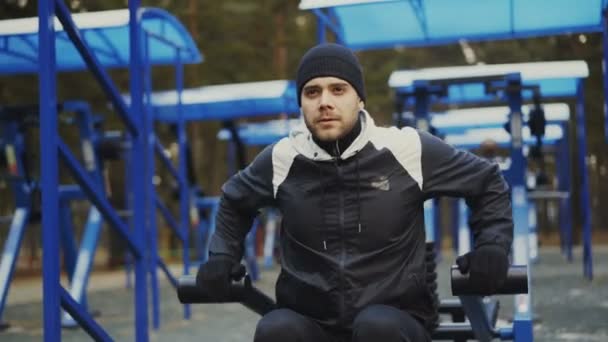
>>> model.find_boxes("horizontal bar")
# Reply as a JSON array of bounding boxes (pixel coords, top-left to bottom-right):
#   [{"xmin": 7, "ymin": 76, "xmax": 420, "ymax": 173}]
[
  {"xmin": 197, "ymin": 196, "xmax": 220, "ymax": 209},
  {"xmin": 58, "ymin": 139, "xmax": 142, "ymax": 259},
  {"xmin": 451, "ymin": 265, "xmax": 528, "ymax": 296},
  {"xmin": 527, "ymin": 190, "xmax": 569, "ymax": 200},
  {"xmin": 432, "ymin": 322, "xmax": 498, "ymax": 340},
  {"xmin": 177, "ymin": 275, "xmax": 276, "ymax": 316},
  {"xmin": 58, "ymin": 184, "xmax": 86, "ymax": 201}
]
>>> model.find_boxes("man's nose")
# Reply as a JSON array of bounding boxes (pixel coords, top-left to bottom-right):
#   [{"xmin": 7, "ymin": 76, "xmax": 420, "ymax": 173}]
[{"xmin": 319, "ymin": 90, "xmax": 333, "ymax": 108}]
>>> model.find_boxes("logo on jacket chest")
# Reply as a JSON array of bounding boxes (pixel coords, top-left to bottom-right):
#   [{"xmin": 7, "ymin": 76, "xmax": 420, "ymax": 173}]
[{"xmin": 370, "ymin": 175, "xmax": 390, "ymax": 191}]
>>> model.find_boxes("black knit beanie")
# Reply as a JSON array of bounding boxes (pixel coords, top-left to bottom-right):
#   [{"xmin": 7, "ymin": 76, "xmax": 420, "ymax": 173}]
[{"xmin": 296, "ymin": 43, "xmax": 366, "ymax": 106}]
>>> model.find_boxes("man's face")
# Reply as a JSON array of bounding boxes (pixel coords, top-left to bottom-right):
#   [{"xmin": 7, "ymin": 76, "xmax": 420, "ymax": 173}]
[{"xmin": 301, "ymin": 76, "xmax": 363, "ymax": 142}]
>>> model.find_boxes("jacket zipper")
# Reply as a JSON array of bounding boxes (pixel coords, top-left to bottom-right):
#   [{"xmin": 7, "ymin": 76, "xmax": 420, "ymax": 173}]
[{"xmin": 335, "ymin": 141, "xmax": 346, "ymax": 326}]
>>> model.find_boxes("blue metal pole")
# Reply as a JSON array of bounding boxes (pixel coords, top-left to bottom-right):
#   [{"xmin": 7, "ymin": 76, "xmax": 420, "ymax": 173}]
[
  {"xmin": 505, "ymin": 74, "xmax": 533, "ymax": 341},
  {"xmin": 142, "ymin": 32, "xmax": 161, "ymax": 331},
  {"xmin": 557, "ymin": 124, "xmax": 573, "ymax": 261},
  {"xmin": 602, "ymin": 10, "xmax": 608, "ymax": 143},
  {"xmin": 263, "ymin": 209, "xmax": 279, "ymax": 269},
  {"xmin": 317, "ymin": 12, "xmax": 326, "ymax": 44},
  {"xmin": 413, "ymin": 83, "xmax": 439, "ymax": 255},
  {"xmin": 175, "ymin": 49, "xmax": 191, "ymax": 320},
  {"xmin": 62, "ymin": 105, "xmax": 108, "ymax": 326},
  {"xmin": 413, "ymin": 83, "xmax": 431, "ymax": 132},
  {"xmin": 527, "ymin": 201, "xmax": 538, "ymax": 263},
  {"xmin": 575, "ymin": 80, "xmax": 593, "ymax": 280},
  {"xmin": 129, "ymin": 1, "xmax": 150, "ymax": 340},
  {"xmin": 423, "ymin": 200, "xmax": 435, "ymax": 243},
  {"xmin": 58, "ymin": 199, "xmax": 78, "ymax": 280},
  {"xmin": 124, "ymin": 139, "xmax": 134, "ymax": 290},
  {"xmin": 196, "ymin": 218, "xmax": 209, "ymax": 262},
  {"xmin": 451, "ymin": 198, "xmax": 459, "ymax": 254},
  {"xmin": 202, "ymin": 199, "xmax": 220, "ymax": 263},
  {"xmin": 245, "ymin": 219, "xmax": 260, "ymax": 281},
  {"xmin": 227, "ymin": 139, "xmax": 236, "ymax": 176},
  {"xmin": 433, "ymin": 198, "xmax": 442, "ymax": 259},
  {"xmin": 54, "ymin": 0, "xmax": 139, "ymax": 136},
  {"xmin": 39, "ymin": 0, "xmax": 61, "ymax": 340},
  {"xmin": 62, "ymin": 207, "xmax": 102, "ymax": 327},
  {"xmin": 0, "ymin": 208, "xmax": 29, "ymax": 323},
  {"xmin": 0, "ymin": 124, "xmax": 32, "ymax": 325},
  {"xmin": 457, "ymin": 198, "xmax": 471, "ymax": 256}
]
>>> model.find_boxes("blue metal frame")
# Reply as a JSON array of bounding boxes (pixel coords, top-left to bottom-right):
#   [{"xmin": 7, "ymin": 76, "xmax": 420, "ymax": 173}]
[
  {"xmin": 142, "ymin": 31, "xmax": 162, "ymax": 331},
  {"xmin": 0, "ymin": 121, "xmax": 33, "ymax": 325},
  {"xmin": 602, "ymin": 9, "xmax": 608, "ymax": 142},
  {"xmin": 393, "ymin": 74, "xmax": 592, "ymax": 280},
  {"xmin": 175, "ymin": 50, "xmax": 192, "ymax": 321},
  {"xmin": 503, "ymin": 75, "xmax": 534, "ymax": 342},
  {"xmin": 37, "ymin": 0, "xmax": 154, "ymax": 340},
  {"xmin": 61, "ymin": 103, "xmax": 109, "ymax": 327},
  {"xmin": 0, "ymin": 207, "xmax": 29, "ymax": 325},
  {"xmin": 127, "ymin": 1, "xmax": 150, "ymax": 341},
  {"xmin": 402, "ymin": 73, "xmax": 535, "ymax": 341},
  {"xmin": 307, "ymin": 0, "xmax": 608, "ymax": 146},
  {"xmin": 196, "ymin": 197, "xmax": 221, "ymax": 263},
  {"xmin": 38, "ymin": 1, "xmax": 62, "ymax": 340},
  {"xmin": 575, "ymin": 80, "xmax": 593, "ymax": 279},
  {"xmin": 0, "ymin": 105, "xmax": 113, "ymax": 327},
  {"xmin": 310, "ymin": 0, "xmax": 599, "ymax": 280},
  {"xmin": 556, "ymin": 124, "xmax": 573, "ymax": 261},
  {"xmin": 142, "ymin": 31, "xmax": 192, "ymax": 328}
]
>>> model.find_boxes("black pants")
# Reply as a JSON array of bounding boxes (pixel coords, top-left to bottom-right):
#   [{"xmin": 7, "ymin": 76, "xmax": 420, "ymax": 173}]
[{"xmin": 253, "ymin": 305, "xmax": 431, "ymax": 342}]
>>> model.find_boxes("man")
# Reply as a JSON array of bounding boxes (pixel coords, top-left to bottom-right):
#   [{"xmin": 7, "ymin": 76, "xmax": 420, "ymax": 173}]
[{"xmin": 197, "ymin": 43, "xmax": 513, "ymax": 342}]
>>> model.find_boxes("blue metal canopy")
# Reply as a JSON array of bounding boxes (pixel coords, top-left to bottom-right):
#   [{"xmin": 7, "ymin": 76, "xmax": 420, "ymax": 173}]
[
  {"xmin": 0, "ymin": 8, "xmax": 202, "ymax": 75},
  {"xmin": 388, "ymin": 61, "xmax": 588, "ymax": 103},
  {"xmin": 299, "ymin": 0, "xmax": 607, "ymax": 50},
  {"xmin": 151, "ymin": 80, "xmax": 299, "ymax": 122}
]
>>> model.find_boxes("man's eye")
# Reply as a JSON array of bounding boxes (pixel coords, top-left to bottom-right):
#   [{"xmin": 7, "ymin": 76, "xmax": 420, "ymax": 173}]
[
  {"xmin": 306, "ymin": 89, "xmax": 319, "ymax": 96},
  {"xmin": 333, "ymin": 87, "xmax": 345, "ymax": 94}
]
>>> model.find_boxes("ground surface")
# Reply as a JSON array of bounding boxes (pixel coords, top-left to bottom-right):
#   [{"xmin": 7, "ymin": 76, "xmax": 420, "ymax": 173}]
[{"xmin": 1, "ymin": 246, "xmax": 607, "ymax": 341}]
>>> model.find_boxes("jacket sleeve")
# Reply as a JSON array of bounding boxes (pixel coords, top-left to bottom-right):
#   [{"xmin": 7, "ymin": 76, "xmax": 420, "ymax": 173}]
[
  {"xmin": 418, "ymin": 130, "xmax": 513, "ymax": 253},
  {"xmin": 209, "ymin": 143, "xmax": 276, "ymax": 261}
]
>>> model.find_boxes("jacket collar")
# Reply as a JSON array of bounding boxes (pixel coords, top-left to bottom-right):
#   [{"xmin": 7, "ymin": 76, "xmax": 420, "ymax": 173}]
[{"xmin": 289, "ymin": 109, "xmax": 375, "ymax": 161}]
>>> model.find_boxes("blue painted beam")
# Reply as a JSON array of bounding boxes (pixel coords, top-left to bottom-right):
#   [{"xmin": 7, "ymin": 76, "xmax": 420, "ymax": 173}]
[
  {"xmin": 39, "ymin": 0, "xmax": 61, "ymax": 339},
  {"xmin": 57, "ymin": 139, "xmax": 142, "ymax": 259},
  {"xmin": 54, "ymin": 0, "xmax": 139, "ymax": 136}
]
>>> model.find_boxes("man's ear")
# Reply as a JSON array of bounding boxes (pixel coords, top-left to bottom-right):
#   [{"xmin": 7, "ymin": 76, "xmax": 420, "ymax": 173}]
[{"xmin": 358, "ymin": 100, "xmax": 365, "ymax": 110}]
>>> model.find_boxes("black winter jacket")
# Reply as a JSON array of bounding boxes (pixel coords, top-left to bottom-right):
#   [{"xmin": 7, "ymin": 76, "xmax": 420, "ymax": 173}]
[{"xmin": 210, "ymin": 110, "xmax": 513, "ymax": 332}]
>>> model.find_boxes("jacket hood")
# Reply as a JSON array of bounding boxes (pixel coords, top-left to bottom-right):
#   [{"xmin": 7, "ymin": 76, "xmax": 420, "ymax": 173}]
[{"xmin": 289, "ymin": 109, "xmax": 375, "ymax": 161}]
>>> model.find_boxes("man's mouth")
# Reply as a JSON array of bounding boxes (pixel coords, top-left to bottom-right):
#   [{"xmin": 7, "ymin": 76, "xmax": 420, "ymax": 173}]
[{"xmin": 318, "ymin": 117, "xmax": 338, "ymax": 123}]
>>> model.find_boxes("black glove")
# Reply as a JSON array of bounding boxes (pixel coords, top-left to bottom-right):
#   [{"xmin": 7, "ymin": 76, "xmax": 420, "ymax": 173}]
[
  {"xmin": 456, "ymin": 244, "xmax": 509, "ymax": 295},
  {"xmin": 196, "ymin": 254, "xmax": 246, "ymax": 300}
]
